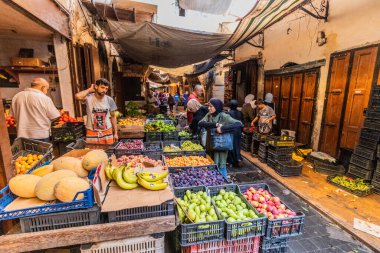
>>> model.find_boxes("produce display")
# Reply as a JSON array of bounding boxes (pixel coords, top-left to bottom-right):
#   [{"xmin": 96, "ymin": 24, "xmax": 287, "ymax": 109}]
[
  {"xmin": 144, "ymin": 120, "xmax": 176, "ymax": 132},
  {"xmin": 330, "ymin": 175, "xmax": 371, "ymax": 191},
  {"xmin": 179, "ymin": 131, "xmax": 191, "ymax": 138},
  {"xmin": 212, "ymin": 189, "xmax": 258, "ymax": 223},
  {"xmin": 54, "ymin": 177, "xmax": 90, "ymax": 202},
  {"xmin": 155, "ymin": 114, "xmax": 165, "ymax": 119},
  {"xmin": 176, "ymin": 190, "xmax": 219, "ymax": 223},
  {"xmin": 144, "ymin": 143, "xmax": 162, "ymax": 152},
  {"xmin": 163, "ymin": 144, "xmax": 182, "ymax": 153},
  {"xmin": 116, "ymin": 155, "xmax": 162, "ymax": 168},
  {"xmin": 82, "ymin": 150, "xmax": 109, "ymax": 170},
  {"xmin": 104, "ymin": 163, "xmax": 168, "ymax": 191},
  {"xmin": 118, "ymin": 116, "xmax": 145, "ymax": 126},
  {"xmin": 117, "ymin": 140, "xmax": 144, "ymax": 150},
  {"xmin": 32, "ymin": 164, "xmax": 54, "ymax": 177},
  {"xmin": 181, "ymin": 141, "xmax": 204, "ymax": 151},
  {"xmin": 9, "ymin": 174, "xmax": 41, "ymax": 198},
  {"xmin": 14, "ymin": 154, "xmax": 43, "ymax": 174},
  {"xmin": 53, "ymin": 156, "xmax": 88, "ymax": 177},
  {"xmin": 55, "ymin": 114, "xmax": 80, "ymax": 125},
  {"xmin": 171, "ymin": 167, "xmax": 227, "ymax": 187},
  {"xmin": 6, "ymin": 116, "xmax": 16, "ymax": 127},
  {"xmin": 125, "ymin": 102, "xmax": 141, "ymax": 116},
  {"xmin": 165, "ymin": 156, "xmax": 212, "ymax": 167},
  {"xmin": 242, "ymin": 187, "xmax": 296, "ymax": 220}
]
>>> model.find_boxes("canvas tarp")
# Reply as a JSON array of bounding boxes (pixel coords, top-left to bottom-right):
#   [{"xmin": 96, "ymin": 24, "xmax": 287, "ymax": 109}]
[{"xmin": 178, "ymin": 0, "xmax": 232, "ymax": 15}]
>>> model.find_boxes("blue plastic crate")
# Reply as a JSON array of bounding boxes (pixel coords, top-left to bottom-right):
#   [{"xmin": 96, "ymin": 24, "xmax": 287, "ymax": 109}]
[{"xmin": 238, "ymin": 183, "xmax": 305, "ymax": 239}]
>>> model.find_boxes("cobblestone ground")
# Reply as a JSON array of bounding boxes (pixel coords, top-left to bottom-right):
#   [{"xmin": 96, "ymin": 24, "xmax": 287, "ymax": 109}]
[{"xmin": 228, "ymin": 158, "xmax": 374, "ymax": 253}]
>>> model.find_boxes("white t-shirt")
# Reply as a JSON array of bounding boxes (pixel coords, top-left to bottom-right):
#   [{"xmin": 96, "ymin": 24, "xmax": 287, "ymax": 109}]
[
  {"xmin": 84, "ymin": 94, "xmax": 117, "ymax": 131},
  {"xmin": 11, "ymin": 88, "xmax": 60, "ymax": 139}
]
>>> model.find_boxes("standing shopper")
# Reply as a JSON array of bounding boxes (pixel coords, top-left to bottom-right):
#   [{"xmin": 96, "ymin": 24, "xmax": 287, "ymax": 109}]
[
  {"xmin": 264, "ymin": 93, "xmax": 278, "ymax": 134},
  {"xmin": 227, "ymin": 99, "xmax": 243, "ymax": 167},
  {"xmin": 241, "ymin": 94, "xmax": 256, "ymax": 127},
  {"xmin": 199, "ymin": 98, "xmax": 242, "ymax": 177},
  {"xmin": 168, "ymin": 94, "xmax": 175, "ymax": 113},
  {"xmin": 11, "ymin": 78, "xmax": 60, "ymax": 142},
  {"xmin": 187, "ymin": 85, "xmax": 203, "ymax": 124},
  {"xmin": 182, "ymin": 91, "xmax": 189, "ymax": 110},
  {"xmin": 75, "ymin": 78, "xmax": 118, "ymax": 144},
  {"xmin": 187, "ymin": 99, "xmax": 208, "ymax": 135},
  {"xmin": 174, "ymin": 92, "xmax": 180, "ymax": 111}
]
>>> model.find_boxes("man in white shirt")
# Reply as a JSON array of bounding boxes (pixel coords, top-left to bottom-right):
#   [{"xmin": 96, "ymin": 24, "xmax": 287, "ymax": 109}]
[{"xmin": 11, "ymin": 78, "xmax": 60, "ymax": 142}]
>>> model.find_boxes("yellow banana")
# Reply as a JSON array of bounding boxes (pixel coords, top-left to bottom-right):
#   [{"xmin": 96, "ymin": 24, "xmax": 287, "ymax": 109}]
[
  {"xmin": 137, "ymin": 171, "xmax": 168, "ymax": 182},
  {"xmin": 104, "ymin": 164, "xmax": 113, "ymax": 180},
  {"xmin": 114, "ymin": 167, "xmax": 138, "ymax": 190},
  {"xmin": 137, "ymin": 176, "xmax": 168, "ymax": 191},
  {"xmin": 122, "ymin": 168, "xmax": 138, "ymax": 184}
]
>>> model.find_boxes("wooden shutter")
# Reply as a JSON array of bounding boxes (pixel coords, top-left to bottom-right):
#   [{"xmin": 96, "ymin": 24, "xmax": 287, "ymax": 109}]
[
  {"xmin": 288, "ymin": 73, "xmax": 303, "ymax": 132},
  {"xmin": 279, "ymin": 75, "xmax": 292, "ymax": 129},
  {"xmin": 265, "ymin": 76, "xmax": 273, "ymax": 95},
  {"xmin": 298, "ymin": 72, "xmax": 317, "ymax": 145},
  {"xmin": 319, "ymin": 53, "xmax": 351, "ymax": 157},
  {"xmin": 272, "ymin": 76, "xmax": 281, "ymax": 115},
  {"xmin": 340, "ymin": 47, "xmax": 378, "ymax": 149}
]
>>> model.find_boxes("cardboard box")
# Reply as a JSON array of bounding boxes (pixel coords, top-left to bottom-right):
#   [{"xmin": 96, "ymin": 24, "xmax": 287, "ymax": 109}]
[
  {"xmin": 118, "ymin": 125, "xmax": 144, "ymax": 139},
  {"xmin": 10, "ymin": 57, "xmax": 45, "ymax": 67}
]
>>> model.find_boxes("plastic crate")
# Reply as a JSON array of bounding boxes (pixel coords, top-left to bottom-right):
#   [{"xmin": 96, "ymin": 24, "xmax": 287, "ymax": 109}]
[
  {"xmin": 313, "ymin": 159, "xmax": 345, "ymax": 176},
  {"xmin": 266, "ymin": 136, "xmax": 294, "ymax": 147},
  {"xmin": 241, "ymin": 142, "xmax": 251, "ymax": 152},
  {"xmin": 353, "ymin": 145, "xmax": 377, "ymax": 160},
  {"xmin": 276, "ymin": 160, "xmax": 302, "ymax": 177},
  {"xmin": 363, "ymin": 119, "xmax": 380, "ymax": 131},
  {"xmin": 0, "ymin": 183, "xmax": 94, "ymax": 221},
  {"xmin": 163, "ymin": 154, "xmax": 213, "ymax": 170},
  {"xmin": 350, "ymin": 154, "xmax": 376, "ymax": 170},
  {"xmin": 373, "ymin": 170, "xmax": 380, "ymax": 183},
  {"xmin": 267, "ymin": 159, "xmax": 279, "ymax": 170},
  {"xmin": 174, "ymin": 186, "xmax": 225, "ymax": 246},
  {"xmin": 267, "ymin": 150, "xmax": 292, "ymax": 162},
  {"xmin": 142, "ymin": 151, "xmax": 163, "ymax": 161},
  {"xmin": 260, "ymin": 238, "xmax": 288, "ymax": 253},
  {"xmin": 357, "ymin": 137, "xmax": 378, "ymax": 151},
  {"xmin": 369, "ymin": 96, "xmax": 380, "ymax": 109},
  {"xmin": 347, "ymin": 164, "xmax": 374, "ymax": 181},
  {"xmin": 360, "ymin": 128, "xmax": 380, "ymax": 141},
  {"xmin": 181, "ymin": 236, "xmax": 261, "ymax": 253},
  {"xmin": 115, "ymin": 139, "xmax": 144, "ymax": 157},
  {"xmin": 145, "ymin": 132, "xmax": 162, "ymax": 141},
  {"xmin": 372, "ymin": 181, "xmax": 380, "ymax": 194},
  {"xmin": 258, "ymin": 150, "xmax": 268, "ymax": 159},
  {"xmin": 51, "ymin": 122, "xmax": 85, "ymax": 142},
  {"xmin": 20, "ymin": 205, "xmax": 99, "ymax": 233},
  {"xmin": 66, "ymin": 139, "xmax": 116, "ymax": 157},
  {"xmin": 163, "ymin": 131, "xmax": 179, "ymax": 141},
  {"xmin": 207, "ymin": 184, "xmax": 266, "ymax": 241},
  {"xmin": 181, "ymin": 140, "xmax": 206, "ymax": 156},
  {"xmin": 238, "ymin": 183, "xmax": 305, "ymax": 239},
  {"xmin": 163, "ymin": 140, "xmax": 183, "ymax": 156},
  {"xmin": 267, "ymin": 146, "xmax": 293, "ymax": 156},
  {"xmin": 108, "ymin": 200, "xmax": 174, "ymax": 222},
  {"xmin": 366, "ymin": 110, "xmax": 380, "ymax": 119},
  {"xmin": 146, "ymin": 119, "xmax": 174, "ymax": 125},
  {"xmin": 81, "ymin": 233, "xmax": 165, "ymax": 253},
  {"xmin": 327, "ymin": 175, "xmax": 373, "ymax": 197},
  {"xmin": 144, "ymin": 141, "xmax": 163, "ymax": 152},
  {"xmin": 253, "ymin": 132, "xmax": 268, "ymax": 141}
]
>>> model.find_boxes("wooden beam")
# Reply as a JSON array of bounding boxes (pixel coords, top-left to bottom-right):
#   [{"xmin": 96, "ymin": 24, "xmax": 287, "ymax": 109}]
[
  {"xmin": 0, "ymin": 215, "xmax": 176, "ymax": 252},
  {"xmin": 113, "ymin": 0, "xmax": 157, "ymax": 14},
  {"xmin": 6, "ymin": 0, "xmax": 70, "ymax": 38}
]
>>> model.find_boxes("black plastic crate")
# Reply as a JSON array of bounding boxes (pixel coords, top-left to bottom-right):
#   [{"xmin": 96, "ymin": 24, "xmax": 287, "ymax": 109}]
[
  {"xmin": 66, "ymin": 139, "xmax": 116, "ymax": 157},
  {"xmin": 162, "ymin": 131, "xmax": 179, "ymax": 141},
  {"xmin": 378, "ymin": 144, "xmax": 380, "ymax": 159},
  {"xmin": 144, "ymin": 141, "xmax": 163, "ymax": 152},
  {"xmin": 163, "ymin": 140, "xmax": 182, "ymax": 155},
  {"xmin": 267, "ymin": 158, "xmax": 279, "ymax": 170},
  {"xmin": 258, "ymin": 150, "xmax": 268, "ymax": 159},
  {"xmin": 327, "ymin": 175, "xmax": 373, "ymax": 197},
  {"xmin": 115, "ymin": 139, "xmax": 144, "ymax": 157},
  {"xmin": 174, "ymin": 186, "xmax": 225, "ymax": 246},
  {"xmin": 372, "ymin": 181, "xmax": 380, "ymax": 194},
  {"xmin": 238, "ymin": 183, "xmax": 305, "ymax": 239},
  {"xmin": 267, "ymin": 150, "xmax": 292, "ymax": 162},
  {"xmin": 51, "ymin": 122, "xmax": 85, "ymax": 142},
  {"xmin": 20, "ymin": 206, "xmax": 100, "ymax": 233},
  {"xmin": 260, "ymin": 238, "xmax": 288, "ymax": 253},
  {"xmin": 363, "ymin": 119, "xmax": 380, "ymax": 131},
  {"xmin": 181, "ymin": 140, "xmax": 206, "ymax": 156},
  {"xmin": 313, "ymin": 159, "xmax": 345, "ymax": 176},
  {"xmin": 369, "ymin": 96, "xmax": 380, "ymax": 110},
  {"xmin": 370, "ymin": 170, "xmax": 380, "ymax": 183},
  {"xmin": 259, "ymin": 142, "xmax": 268, "ymax": 152},
  {"xmin": 241, "ymin": 142, "xmax": 251, "ymax": 152},
  {"xmin": 347, "ymin": 164, "xmax": 374, "ymax": 181},
  {"xmin": 142, "ymin": 151, "xmax": 163, "ymax": 161},
  {"xmin": 360, "ymin": 128, "xmax": 380, "ymax": 141},
  {"xmin": 358, "ymin": 137, "xmax": 378, "ymax": 151},
  {"xmin": 350, "ymin": 154, "xmax": 376, "ymax": 170},
  {"xmin": 366, "ymin": 110, "xmax": 380, "ymax": 119},
  {"xmin": 266, "ymin": 136, "xmax": 294, "ymax": 148},
  {"xmin": 267, "ymin": 146, "xmax": 293, "ymax": 156},
  {"xmin": 207, "ymin": 184, "xmax": 266, "ymax": 241},
  {"xmin": 145, "ymin": 132, "xmax": 162, "ymax": 141},
  {"xmin": 276, "ymin": 160, "xmax": 302, "ymax": 177},
  {"xmin": 108, "ymin": 200, "xmax": 174, "ymax": 222},
  {"xmin": 353, "ymin": 145, "xmax": 376, "ymax": 160}
]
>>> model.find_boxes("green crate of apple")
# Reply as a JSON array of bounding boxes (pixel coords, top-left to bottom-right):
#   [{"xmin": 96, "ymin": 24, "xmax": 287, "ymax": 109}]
[
  {"xmin": 330, "ymin": 175, "xmax": 371, "ymax": 191},
  {"xmin": 210, "ymin": 187, "xmax": 266, "ymax": 240}
]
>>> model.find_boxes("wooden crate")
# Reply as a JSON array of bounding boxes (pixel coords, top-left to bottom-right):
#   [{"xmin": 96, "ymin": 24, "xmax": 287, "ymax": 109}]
[{"xmin": 10, "ymin": 57, "xmax": 44, "ymax": 67}]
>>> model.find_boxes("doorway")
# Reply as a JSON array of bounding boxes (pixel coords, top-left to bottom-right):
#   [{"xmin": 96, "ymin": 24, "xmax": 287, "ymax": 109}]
[{"xmin": 232, "ymin": 59, "xmax": 258, "ymax": 105}]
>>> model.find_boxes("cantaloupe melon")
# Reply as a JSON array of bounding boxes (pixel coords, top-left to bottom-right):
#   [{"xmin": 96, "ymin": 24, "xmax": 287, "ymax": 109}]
[
  {"xmin": 53, "ymin": 157, "xmax": 88, "ymax": 177},
  {"xmin": 9, "ymin": 174, "xmax": 41, "ymax": 198},
  {"xmin": 54, "ymin": 177, "xmax": 90, "ymax": 202},
  {"xmin": 82, "ymin": 150, "xmax": 108, "ymax": 171},
  {"xmin": 32, "ymin": 164, "xmax": 54, "ymax": 177},
  {"xmin": 34, "ymin": 170, "xmax": 78, "ymax": 201}
]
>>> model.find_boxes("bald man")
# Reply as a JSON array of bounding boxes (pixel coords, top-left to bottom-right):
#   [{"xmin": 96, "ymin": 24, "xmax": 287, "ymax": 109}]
[{"xmin": 11, "ymin": 78, "xmax": 60, "ymax": 142}]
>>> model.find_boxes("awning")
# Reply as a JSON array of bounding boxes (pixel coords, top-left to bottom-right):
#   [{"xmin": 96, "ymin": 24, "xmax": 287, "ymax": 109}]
[
  {"xmin": 185, "ymin": 55, "xmax": 226, "ymax": 77},
  {"xmin": 178, "ymin": 0, "xmax": 232, "ymax": 15}
]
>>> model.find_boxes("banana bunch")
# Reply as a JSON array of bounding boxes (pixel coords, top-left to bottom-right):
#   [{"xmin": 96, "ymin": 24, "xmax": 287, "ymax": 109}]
[
  {"xmin": 136, "ymin": 171, "xmax": 169, "ymax": 191},
  {"xmin": 104, "ymin": 163, "xmax": 169, "ymax": 191}
]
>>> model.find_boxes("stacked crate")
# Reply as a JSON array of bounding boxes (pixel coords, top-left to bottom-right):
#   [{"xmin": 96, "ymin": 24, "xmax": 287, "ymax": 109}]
[
  {"xmin": 258, "ymin": 142, "xmax": 268, "ymax": 163},
  {"xmin": 241, "ymin": 132, "xmax": 252, "ymax": 152},
  {"xmin": 349, "ymin": 86, "xmax": 380, "ymax": 183},
  {"xmin": 267, "ymin": 146, "xmax": 292, "ymax": 171}
]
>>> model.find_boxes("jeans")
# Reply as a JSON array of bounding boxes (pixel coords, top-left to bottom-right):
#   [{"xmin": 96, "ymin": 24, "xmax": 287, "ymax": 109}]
[{"xmin": 219, "ymin": 167, "xmax": 227, "ymax": 178}]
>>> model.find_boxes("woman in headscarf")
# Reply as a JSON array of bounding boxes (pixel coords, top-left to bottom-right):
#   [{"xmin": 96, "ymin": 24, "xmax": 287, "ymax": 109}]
[
  {"xmin": 227, "ymin": 99, "xmax": 243, "ymax": 167},
  {"xmin": 241, "ymin": 94, "xmax": 256, "ymax": 127},
  {"xmin": 264, "ymin": 93, "xmax": 275, "ymax": 110},
  {"xmin": 187, "ymin": 99, "xmax": 208, "ymax": 135},
  {"xmin": 199, "ymin": 98, "xmax": 243, "ymax": 177}
]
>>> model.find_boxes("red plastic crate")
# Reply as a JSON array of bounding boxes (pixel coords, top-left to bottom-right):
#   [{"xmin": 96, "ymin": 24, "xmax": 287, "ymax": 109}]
[{"xmin": 181, "ymin": 236, "xmax": 260, "ymax": 253}]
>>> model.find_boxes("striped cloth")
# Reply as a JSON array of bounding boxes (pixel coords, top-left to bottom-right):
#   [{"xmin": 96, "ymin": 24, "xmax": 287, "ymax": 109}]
[{"xmin": 86, "ymin": 128, "xmax": 114, "ymax": 144}]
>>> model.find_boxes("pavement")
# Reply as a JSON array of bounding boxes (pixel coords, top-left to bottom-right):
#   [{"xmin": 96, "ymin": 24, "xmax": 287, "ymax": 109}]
[{"xmin": 228, "ymin": 159, "xmax": 375, "ymax": 253}]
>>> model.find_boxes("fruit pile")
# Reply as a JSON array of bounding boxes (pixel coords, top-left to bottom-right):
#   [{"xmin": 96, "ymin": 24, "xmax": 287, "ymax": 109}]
[
  {"xmin": 176, "ymin": 190, "xmax": 219, "ymax": 223},
  {"xmin": 179, "ymin": 131, "xmax": 191, "ymax": 138},
  {"xmin": 171, "ymin": 167, "xmax": 227, "ymax": 187},
  {"xmin": 243, "ymin": 126, "xmax": 255, "ymax": 134},
  {"xmin": 242, "ymin": 187, "xmax": 296, "ymax": 220},
  {"xmin": 155, "ymin": 114, "xmax": 165, "ymax": 119},
  {"xmin": 163, "ymin": 144, "xmax": 182, "ymax": 153},
  {"xmin": 145, "ymin": 120, "xmax": 176, "ymax": 132},
  {"xmin": 330, "ymin": 175, "xmax": 371, "ymax": 191},
  {"xmin": 144, "ymin": 143, "xmax": 162, "ymax": 152},
  {"xmin": 181, "ymin": 141, "xmax": 204, "ymax": 151},
  {"xmin": 118, "ymin": 116, "xmax": 145, "ymax": 126},
  {"xmin": 104, "ymin": 164, "xmax": 168, "ymax": 191},
  {"xmin": 56, "ymin": 114, "xmax": 79, "ymax": 125},
  {"xmin": 116, "ymin": 155, "xmax": 162, "ymax": 168},
  {"xmin": 213, "ymin": 189, "xmax": 258, "ymax": 223},
  {"xmin": 6, "ymin": 116, "xmax": 16, "ymax": 127},
  {"xmin": 117, "ymin": 140, "xmax": 144, "ymax": 150},
  {"xmin": 165, "ymin": 156, "xmax": 212, "ymax": 167},
  {"xmin": 14, "ymin": 154, "xmax": 43, "ymax": 174}
]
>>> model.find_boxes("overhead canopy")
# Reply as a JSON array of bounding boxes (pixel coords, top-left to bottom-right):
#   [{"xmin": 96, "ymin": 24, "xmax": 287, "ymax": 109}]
[
  {"xmin": 108, "ymin": 20, "xmax": 230, "ymax": 68},
  {"xmin": 185, "ymin": 55, "xmax": 226, "ymax": 77},
  {"xmin": 178, "ymin": 0, "xmax": 232, "ymax": 15}
]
